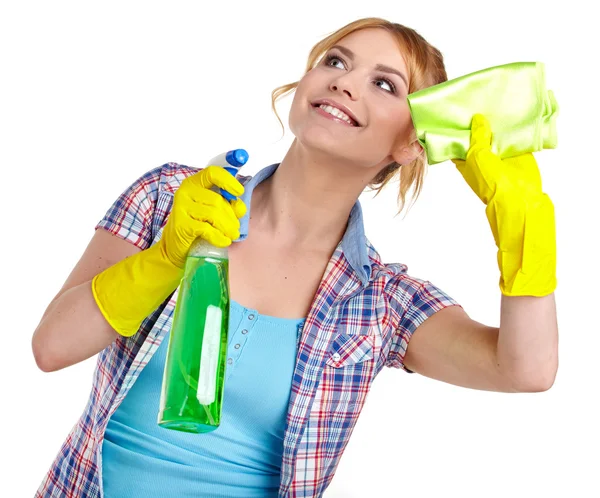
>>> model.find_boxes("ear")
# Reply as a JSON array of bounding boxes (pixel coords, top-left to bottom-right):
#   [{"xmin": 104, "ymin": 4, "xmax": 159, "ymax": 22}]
[{"xmin": 392, "ymin": 139, "xmax": 424, "ymax": 165}]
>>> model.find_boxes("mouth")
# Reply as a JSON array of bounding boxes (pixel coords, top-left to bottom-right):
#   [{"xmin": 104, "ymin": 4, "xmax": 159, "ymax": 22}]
[{"xmin": 311, "ymin": 99, "xmax": 361, "ymax": 127}]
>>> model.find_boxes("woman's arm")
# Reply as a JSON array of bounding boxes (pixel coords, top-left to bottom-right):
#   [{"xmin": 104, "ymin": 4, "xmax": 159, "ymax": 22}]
[
  {"xmin": 33, "ymin": 165, "xmax": 246, "ymax": 372},
  {"xmin": 32, "ymin": 229, "xmax": 140, "ymax": 372},
  {"xmin": 403, "ymin": 293, "xmax": 558, "ymax": 392},
  {"xmin": 498, "ymin": 293, "xmax": 558, "ymax": 389},
  {"xmin": 402, "ymin": 114, "xmax": 558, "ymax": 392}
]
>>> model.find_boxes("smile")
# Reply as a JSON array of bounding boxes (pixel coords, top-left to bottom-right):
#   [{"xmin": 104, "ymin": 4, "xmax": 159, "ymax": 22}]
[
  {"xmin": 315, "ymin": 104, "xmax": 358, "ymax": 126},
  {"xmin": 310, "ymin": 99, "xmax": 361, "ymax": 127}
]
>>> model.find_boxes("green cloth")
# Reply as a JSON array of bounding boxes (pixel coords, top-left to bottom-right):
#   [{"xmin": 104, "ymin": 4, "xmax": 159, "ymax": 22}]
[{"xmin": 406, "ymin": 62, "xmax": 559, "ymax": 165}]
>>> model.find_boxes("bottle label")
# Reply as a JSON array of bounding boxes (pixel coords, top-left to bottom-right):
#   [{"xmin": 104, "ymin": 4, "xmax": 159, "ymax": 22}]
[{"xmin": 197, "ymin": 305, "xmax": 222, "ymax": 405}]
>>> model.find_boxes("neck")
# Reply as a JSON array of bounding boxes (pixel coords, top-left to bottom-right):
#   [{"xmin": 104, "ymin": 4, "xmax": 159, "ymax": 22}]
[{"xmin": 250, "ymin": 140, "xmax": 376, "ymax": 252}]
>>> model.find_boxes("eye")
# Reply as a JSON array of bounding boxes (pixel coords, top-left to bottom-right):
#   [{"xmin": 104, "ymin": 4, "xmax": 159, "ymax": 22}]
[
  {"xmin": 324, "ymin": 54, "xmax": 346, "ymax": 70},
  {"xmin": 374, "ymin": 78, "xmax": 396, "ymax": 94}
]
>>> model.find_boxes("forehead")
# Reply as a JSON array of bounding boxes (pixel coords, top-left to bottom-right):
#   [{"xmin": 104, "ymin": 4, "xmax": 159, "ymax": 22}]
[{"xmin": 335, "ymin": 28, "xmax": 408, "ymax": 73}]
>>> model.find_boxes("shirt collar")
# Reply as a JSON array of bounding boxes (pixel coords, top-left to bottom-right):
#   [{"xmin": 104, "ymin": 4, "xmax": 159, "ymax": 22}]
[{"xmin": 235, "ymin": 163, "xmax": 372, "ymax": 286}]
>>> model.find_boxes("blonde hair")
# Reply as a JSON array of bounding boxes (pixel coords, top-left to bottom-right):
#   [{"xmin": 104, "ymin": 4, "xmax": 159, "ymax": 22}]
[{"xmin": 271, "ymin": 17, "xmax": 447, "ymax": 216}]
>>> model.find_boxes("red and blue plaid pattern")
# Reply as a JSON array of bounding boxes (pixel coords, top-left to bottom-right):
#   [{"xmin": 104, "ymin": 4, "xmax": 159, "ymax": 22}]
[{"xmin": 36, "ymin": 162, "xmax": 460, "ymax": 497}]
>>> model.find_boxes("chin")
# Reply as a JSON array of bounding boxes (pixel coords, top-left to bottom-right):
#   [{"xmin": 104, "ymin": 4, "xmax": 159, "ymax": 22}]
[
  {"xmin": 289, "ymin": 105, "xmax": 380, "ymax": 167},
  {"xmin": 293, "ymin": 128, "xmax": 351, "ymax": 161},
  {"xmin": 292, "ymin": 122, "xmax": 350, "ymax": 157}
]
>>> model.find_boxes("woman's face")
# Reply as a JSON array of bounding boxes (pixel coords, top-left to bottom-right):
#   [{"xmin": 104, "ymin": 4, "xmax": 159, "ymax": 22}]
[{"xmin": 289, "ymin": 28, "xmax": 418, "ymax": 172}]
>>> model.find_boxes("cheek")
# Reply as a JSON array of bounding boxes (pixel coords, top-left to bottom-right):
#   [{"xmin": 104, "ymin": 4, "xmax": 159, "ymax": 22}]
[
  {"xmin": 288, "ymin": 95, "xmax": 303, "ymax": 136},
  {"xmin": 376, "ymin": 106, "xmax": 413, "ymax": 143},
  {"xmin": 288, "ymin": 78, "xmax": 312, "ymax": 132}
]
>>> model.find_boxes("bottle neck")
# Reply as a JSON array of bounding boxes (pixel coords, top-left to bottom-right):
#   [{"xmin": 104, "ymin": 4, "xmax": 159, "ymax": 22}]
[{"xmin": 188, "ymin": 237, "xmax": 228, "ymax": 259}]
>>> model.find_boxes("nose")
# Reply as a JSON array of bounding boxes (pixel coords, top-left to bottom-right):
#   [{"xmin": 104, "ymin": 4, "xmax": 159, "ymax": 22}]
[
  {"xmin": 329, "ymin": 74, "xmax": 359, "ymax": 101},
  {"xmin": 330, "ymin": 84, "xmax": 352, "ymax": 99}
]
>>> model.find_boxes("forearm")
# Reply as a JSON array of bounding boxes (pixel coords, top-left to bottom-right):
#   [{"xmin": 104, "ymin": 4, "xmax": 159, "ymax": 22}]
[
  {"xmin": 497, "ymin": 292, "xmax": 558, "ymax": 391},
  {"xmin": 32, "ymin": 280, "xmax": 118, "ymax": 372}
]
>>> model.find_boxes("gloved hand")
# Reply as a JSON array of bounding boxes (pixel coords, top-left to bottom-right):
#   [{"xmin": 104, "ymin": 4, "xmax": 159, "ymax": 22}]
[
  {"xmin": 160, "ymin": 166, "xmax": 247, "ymax": 266},
  {"xmin": 92, "ymin": 166, "xmax": 246, "ymax": 337},
  {"xmin": 452, "ymin": 114, "xmax": 556, "ymax": 297}
]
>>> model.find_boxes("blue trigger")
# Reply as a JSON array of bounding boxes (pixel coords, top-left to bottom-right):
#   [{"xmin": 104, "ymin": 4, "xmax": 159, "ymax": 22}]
[{"xmin": 220, "ymin": 166, "xmax": 241, "ymax": 202}]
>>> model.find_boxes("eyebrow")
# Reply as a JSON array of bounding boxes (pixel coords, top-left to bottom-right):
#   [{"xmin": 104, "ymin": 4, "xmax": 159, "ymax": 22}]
[{"xmin": 330, "ymin": 45, "xmax": 409, "ymax": 89}]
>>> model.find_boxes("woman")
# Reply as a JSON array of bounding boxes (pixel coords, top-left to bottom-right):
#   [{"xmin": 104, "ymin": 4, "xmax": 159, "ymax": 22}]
[{"xmin": 32, "ymin": 17, "xmax": 558, "ymax": 498}]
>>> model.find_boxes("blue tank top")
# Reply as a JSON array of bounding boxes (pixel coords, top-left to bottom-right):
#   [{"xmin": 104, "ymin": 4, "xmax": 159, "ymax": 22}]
[{"xmin": 101, "ymin": 300, "xmax": 305, "ymax": 497}]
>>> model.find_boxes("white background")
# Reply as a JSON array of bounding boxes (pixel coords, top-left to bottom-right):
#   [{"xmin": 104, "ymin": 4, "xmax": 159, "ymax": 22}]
[{"xmin": 1, "ymin": 0, "xmax": 598, "ymax": 496}]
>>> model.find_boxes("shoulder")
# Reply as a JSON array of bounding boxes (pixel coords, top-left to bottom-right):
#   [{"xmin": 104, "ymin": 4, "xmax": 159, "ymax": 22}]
[
  {"xmin": 97, "ymin": 162, "xmax": 198, "ymax": 235},
  {"xmin": 364, "ymin": 237, "xmax": 410, "ymax": 285},
  {"xmin": 157, "ymin": 163, "xmax": 254, "ymax": 194},
  {"xmin": 110, "ymin": 162, "xmax": 199, "ymax": 203},
  {"xmin": 156, "ymin": 162, "xmax": 200, "ymax": 195},
  {"xmin": 364, "ymin": 238, "xmax": 458, "ymax": 313}
]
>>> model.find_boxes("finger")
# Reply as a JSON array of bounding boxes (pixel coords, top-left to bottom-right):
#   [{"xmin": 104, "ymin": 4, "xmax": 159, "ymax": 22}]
[
  {"xmin": 185, "ymin": 185, "xmax": 230, "ymax": 208},
  {"xmin": 180, "ymin": 183, "xmax": 243, "ymax": 236},
  {"xmin": 205, "ymin": 166, "xmax": 245, "ymax": 196},
  {"xmin": 194, "ymin": 221, "xmax": 233, "ymax": 248},
  {"xmin": 470, "ymin": 114, "xmax": 492, "ymax": 150},
  {"xmin": 230, "ymin": 198, "xmax": 247, "ymax": 219},
  {"xmin": 196, "ymin": 190, "xmax": 246, "ymax": 225},
  {"xmin": 187, "ymin": 204, "xmax": 240, "ymax": 240},
  {"xmin": 190, "ymin": 166, "xmax": 245, "ymax": 197}
]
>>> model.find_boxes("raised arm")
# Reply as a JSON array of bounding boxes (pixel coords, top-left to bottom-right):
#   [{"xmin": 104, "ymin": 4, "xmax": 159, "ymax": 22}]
[{"xmin": 397, "ymin": 115, "xmax": 558, "ymax": 392}]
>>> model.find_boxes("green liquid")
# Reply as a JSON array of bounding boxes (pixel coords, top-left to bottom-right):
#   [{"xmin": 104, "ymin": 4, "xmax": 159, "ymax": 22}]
[{"xmin": 158, "ymin": 254, "xmax": 229, "ymax": 434}]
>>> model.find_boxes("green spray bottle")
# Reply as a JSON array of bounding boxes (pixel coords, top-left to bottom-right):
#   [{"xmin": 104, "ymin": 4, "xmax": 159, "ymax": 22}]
[{"xmin": 157, "ymin": 149, "xmax": 249, "ymax": 434}]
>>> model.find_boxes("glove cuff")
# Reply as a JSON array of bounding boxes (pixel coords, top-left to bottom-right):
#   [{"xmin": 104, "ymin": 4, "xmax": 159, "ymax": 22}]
[
  {"xmin": 486, "ymin": 193, "xmax": 557, "ymax": 297},
  {"xmin": 92, "ymin": 242, "xmax": 184, "ymax": 337}
]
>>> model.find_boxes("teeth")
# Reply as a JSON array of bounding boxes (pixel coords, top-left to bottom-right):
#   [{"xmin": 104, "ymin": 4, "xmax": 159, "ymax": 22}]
[{"xmin": 319, "ymin": 104, "xmax": 356, "ymax": 125}]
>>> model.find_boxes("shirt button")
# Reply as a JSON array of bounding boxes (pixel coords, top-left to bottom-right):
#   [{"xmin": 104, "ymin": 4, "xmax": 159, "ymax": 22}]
[
  {"xmin": 248, "ymin": 314, "xmax": 255, "ymax": 320},
  {"xmin": 227, "ymin": 358, "xmax": 233, "ymax": 365},
  {"xmin": 234, "ymin": 344, "xmax": 240, "ymax": 349},
  {"xmin": 241, "ymin": 329, "xmax": 248, "ymax": 335},
  {"xmin": 332, "ymin": 353, "xmax": 341, "ymax": 361}
]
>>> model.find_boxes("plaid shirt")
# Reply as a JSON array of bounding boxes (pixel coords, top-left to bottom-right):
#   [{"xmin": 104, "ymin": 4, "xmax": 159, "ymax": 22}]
[{"xmin": 36, "ymin": 162, "xmax": 460, "ymax": 497}]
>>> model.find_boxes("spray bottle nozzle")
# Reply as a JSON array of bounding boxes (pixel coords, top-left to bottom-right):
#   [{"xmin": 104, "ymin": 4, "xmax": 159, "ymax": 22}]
[
  {"xmin": 226, "ymin": 149, "xmax": 249, "ymax": 167},
  {"xmin": 206, "ymin": 149, "xmax": 249, "ymax": 202}
]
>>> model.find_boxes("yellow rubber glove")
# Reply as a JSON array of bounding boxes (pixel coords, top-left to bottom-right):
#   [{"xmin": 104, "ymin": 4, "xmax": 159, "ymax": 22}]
[
  {"xmin": 92, "ymin": 166, "xmax": 247, "ymax": 337},
  {"xmin": 452, "ymin": 114, "xmax": 556, "ymax": 297}
]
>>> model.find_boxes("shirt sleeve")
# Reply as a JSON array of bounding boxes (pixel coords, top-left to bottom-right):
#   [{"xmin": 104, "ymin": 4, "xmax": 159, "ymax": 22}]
[
  {"xmin": 384, "ymin": 275, "xmax": 462, "ymax": 372},
  {"xmin": 95, "ymin": 165, "xmax": 164, "ymax": 250}
]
